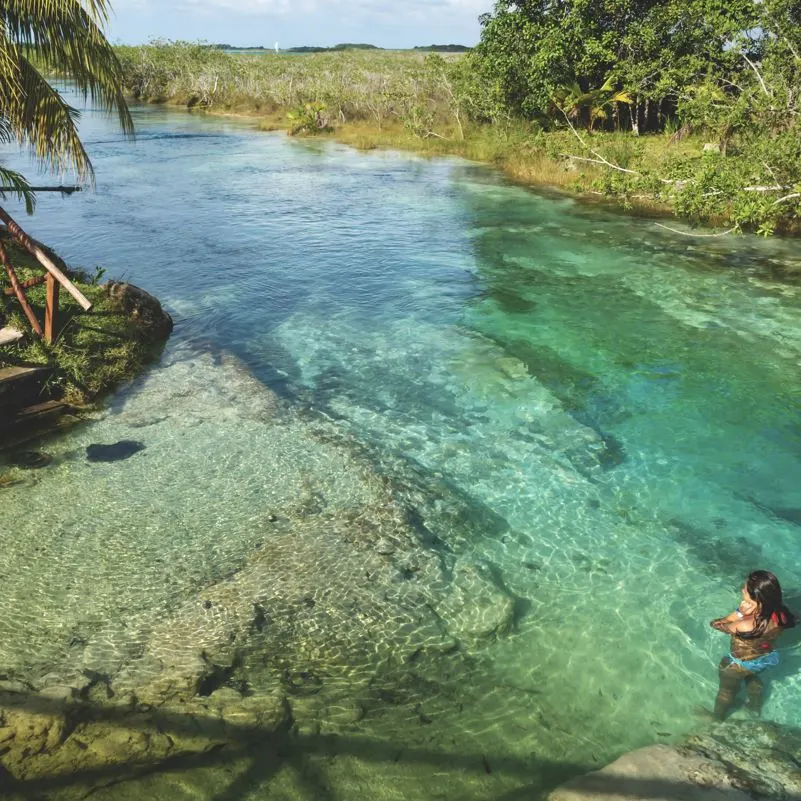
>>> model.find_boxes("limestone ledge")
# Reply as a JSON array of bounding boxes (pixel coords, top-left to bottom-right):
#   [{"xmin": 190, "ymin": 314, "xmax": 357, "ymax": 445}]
[
  {"xmin": 549, "ymin": 720, "xmax": 801, "ymax": 801},
  {"xmin": 0, "ymin": 685, "xmax": 289, "ymax": 794},
  {"xmin": 0, "ymin": 349, "xmax": 521, "ymax": 795}
]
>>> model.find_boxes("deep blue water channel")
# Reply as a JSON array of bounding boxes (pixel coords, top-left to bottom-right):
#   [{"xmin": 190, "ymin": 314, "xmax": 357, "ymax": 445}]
[{"xmin": 2, "ymin": 93, "xmax": 801, "ymax": 799}]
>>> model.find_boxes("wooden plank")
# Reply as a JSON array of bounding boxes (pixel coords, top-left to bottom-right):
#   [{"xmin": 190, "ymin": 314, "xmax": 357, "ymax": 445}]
[
  {"xmin": 0, "ymin": 366, "xmax": 50, "ymax": 382},
  {"xmin": 0, "ymin": 327, "xmax": 23, "ymax": 346},
  {"xmin": 0, "ymin": 401, "xmax": 75, "ymax": 450},
  {"xmin": 45, "ymin": 273, "xmax": 59, "ymax": 344},
  {"xmin": 0, "ymin": 209, "xmax": 92, "ymax": 311},
  {"xmin": 0, "ymin": 365, "xmax": 55, "ymax": 416},
  {"xmin": 11, "ymin": 400, "xmax": 67, "ymax": 423}
]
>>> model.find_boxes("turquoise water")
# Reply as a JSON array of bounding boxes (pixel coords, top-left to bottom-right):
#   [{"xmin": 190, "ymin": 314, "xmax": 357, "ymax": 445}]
[{"xmin": 2, "ymin": 95, "xmax": 801, "ymax": 798}]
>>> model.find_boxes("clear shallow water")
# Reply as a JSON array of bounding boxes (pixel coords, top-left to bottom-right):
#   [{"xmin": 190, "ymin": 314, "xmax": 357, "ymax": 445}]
[{"xmin": 2, "ymin": 94, "xmax": 801, "ymax": 798}]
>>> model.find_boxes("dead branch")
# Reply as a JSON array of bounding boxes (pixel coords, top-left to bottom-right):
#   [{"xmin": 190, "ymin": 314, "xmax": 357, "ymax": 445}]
[
  {"xmin": 773, "ymin": 192, "xmax": 801, "ymax": 206},
  {"xmin": 655, "ymin": 223, "xmax": 736, "ymax": 238}
]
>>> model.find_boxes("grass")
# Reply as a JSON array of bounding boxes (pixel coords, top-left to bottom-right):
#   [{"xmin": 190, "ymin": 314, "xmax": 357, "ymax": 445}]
[{"xmin": 0, "ymin": 235, "xmax": 167, "ymax": 406}]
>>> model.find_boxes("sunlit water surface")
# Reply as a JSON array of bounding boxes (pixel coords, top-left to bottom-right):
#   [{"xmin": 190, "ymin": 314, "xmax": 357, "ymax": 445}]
[{"xmin": 2, "ymin": 94, "xmax": 801, "ymax": 799}]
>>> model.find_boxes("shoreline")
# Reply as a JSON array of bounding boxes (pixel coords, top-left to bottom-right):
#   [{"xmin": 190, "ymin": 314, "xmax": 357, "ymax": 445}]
[
  {"xmin": 154, "ymin": 98, "xmax": 685, "ymax": 224},
  {"xmin": 0, "ymin": 262, "xmax": 173, "ymax": 451},
  {"xmin": 138, "ymin": 96, "xmax": 771, "ymax": 239}
]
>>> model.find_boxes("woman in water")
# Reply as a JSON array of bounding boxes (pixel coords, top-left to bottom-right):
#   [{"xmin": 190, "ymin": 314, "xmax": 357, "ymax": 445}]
[{"xmin": 710, "ymin": 570, "xmax": 796, "ymax": 720}]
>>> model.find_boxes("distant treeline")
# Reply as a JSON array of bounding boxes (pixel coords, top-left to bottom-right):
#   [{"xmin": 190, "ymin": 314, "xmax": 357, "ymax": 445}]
[
  {"xmin": 413, "ymin": 45, "xmax": 471, "ymax": 53},
  {"xmin": 286, "ymin": 44, "xmax": 380, "ymax": 53},
  {"xmin": 205, "ymin": 43, "xmax": 470, "ymax": 54}
]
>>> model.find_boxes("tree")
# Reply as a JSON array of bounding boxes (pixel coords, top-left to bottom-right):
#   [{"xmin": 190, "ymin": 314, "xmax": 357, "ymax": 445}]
[
  {"xmin": 0, "ymin": 0, "xmax": 133, "ymax": 211},
  {"xmin": 552, "ymin": 75, "xmax": 632, "ymax": 132},
  {"xmin": 471, "ymin": 0, "xmax": 761, "ymax": 131},
  {"xmin": 471, "ymin": 0, "xmax": 667, "ymax": 123}
]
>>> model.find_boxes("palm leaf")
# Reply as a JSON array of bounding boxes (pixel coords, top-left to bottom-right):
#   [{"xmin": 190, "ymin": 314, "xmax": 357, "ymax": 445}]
[
  {"xmin": 0, "ymin": 164, "xmax": 35, "ymax": 212},
  {"xmin": 6, "ymin": 53, "xmax": 91, "ymax": 177},
  {"xmin": 3, "ymin": 0, "xmax": 133, "ymax": 135},
  {"xmin": 611, "ymin": 91, "xmax": 633, "ymax": 105},
  {"xmin": 0, "ymin": 0, "xmax": 133, "ymax": 185}
]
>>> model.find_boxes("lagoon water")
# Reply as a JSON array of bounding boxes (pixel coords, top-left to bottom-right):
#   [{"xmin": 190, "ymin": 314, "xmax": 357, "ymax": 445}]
[{"xmin": 2, "ymin": 93, "xmax": 801, "ymax": 799}]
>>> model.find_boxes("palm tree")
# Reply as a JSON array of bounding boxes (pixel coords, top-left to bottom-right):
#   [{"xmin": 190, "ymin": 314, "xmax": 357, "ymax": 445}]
[
  {"xmin": 0, "ymin": 0, "xmax": 133, "ymax": 211},
  {"xmin": 553, "ymin": 76, "xmax": 632, "ymax": 133}
]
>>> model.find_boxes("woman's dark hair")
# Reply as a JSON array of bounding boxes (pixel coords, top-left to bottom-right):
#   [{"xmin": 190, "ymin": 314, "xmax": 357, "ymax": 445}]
[{"xmin": 737, "ymin": 570, "xmax": 797, "ymax": 639}]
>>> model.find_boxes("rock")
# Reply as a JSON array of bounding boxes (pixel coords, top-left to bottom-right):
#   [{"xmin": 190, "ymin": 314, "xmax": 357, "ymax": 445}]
[
  {"xmin": 105, "ymin": 281, "xmax": 173, "ymax": 342},
  {"xmin": 38, "ymin": 683, "xmax": 77, "ymax": 703},
  {"xmin": 703, "ymin": 142, "xmax": 721, "ymax": 153},
  {"xmin": 682, "ymin": 720, "xmax": 801, "ymax": 799},
  {"xmin": 217, "ymin": 692, "xmax": 290, "ymax": 737},
  {"xmin": 435, "ymin": 560, "xmax": 515, "ymax": 646},
  {"xmin": 549, "ymin": 743, "xmax": 754, "ymax": 801},
  {"xmin": 549, "ymin": 722, "xmax": 801, "ymax": 801},
  {"xmin": 375, "ymin": 538, "xmax": 396, "ymax": 555},
  {"xmin": 0, "ymin": 681, "xmax": 30, "ymax": 694},
  {"xmin": 283, "ymin": 670, "xmax": 323, "ymax": 697}
]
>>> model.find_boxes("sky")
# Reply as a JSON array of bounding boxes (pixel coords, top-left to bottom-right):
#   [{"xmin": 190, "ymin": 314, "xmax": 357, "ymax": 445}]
[{"xmin": 106, "ymin": 0, "xmax": 490, "ymax": 49}]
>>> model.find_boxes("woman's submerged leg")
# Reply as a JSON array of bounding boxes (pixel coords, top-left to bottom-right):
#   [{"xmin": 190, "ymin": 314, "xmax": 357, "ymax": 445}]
[
  {"xmin": 745, "ymin": 672, "xmax": 763, "ymax": 716},
  {"xmin": 714, "ymin": 658, "xmax": 745, "ymax": 720}
]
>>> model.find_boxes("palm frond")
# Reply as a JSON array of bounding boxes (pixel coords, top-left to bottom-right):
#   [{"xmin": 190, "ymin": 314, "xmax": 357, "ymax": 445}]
[
  {"xmin": 2, "ymin": 0, "xmax": 133, "ymax": 136},
  {"xmin": 0, "ymin": 0, "xmax": 133, "ymax": 184},
  {"xmin": 0, "ymin": 165, "xmax": 35, "ymax": 213},
  {"xmin": 4, "ymin": 53, "xmax": 91, "ymax": 178}
]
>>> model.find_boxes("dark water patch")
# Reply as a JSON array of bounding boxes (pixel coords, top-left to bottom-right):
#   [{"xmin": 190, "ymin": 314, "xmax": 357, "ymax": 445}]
[
  {"xmin": 486, "ymin": 286, "xmax": 537, "ymax": 315},
  {"xmin": 738, "ymin": 494, "xmax": 801, "ymax": 528},
  {"xmin": 496, "ymin": 339, "xmax": 627, "ymax": 470},
  {"xmin": 500, "ymin": 339, "xmax": 596, "ymax": 398},
  {"xmin": 668, "ymin": 518, "xmax": 763, "ymax": 579},
  {"xmin": 596, "ymin": 433, "xmax": 627, "ymax": 470},
  {"xmin": 479, "ymin": 559, "xmax": 534, "ymax": 629},
  {"xmin": 86, "ymin": 441, "xmax": 146, "ymax": 463},
  {"xmin": 7, "ymin": 451, "xmax": 52, "ymax": 470},
  {"xmin": 197, "ymin": 652, "xmax": 244, "ymax": 697}
]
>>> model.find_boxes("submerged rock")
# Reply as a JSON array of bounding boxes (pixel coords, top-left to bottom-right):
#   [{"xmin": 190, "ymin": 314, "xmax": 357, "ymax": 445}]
[
  {"xmin": 549, "ymin": 721, "xmax": 801, "ymax": 801},
  {"xmin": 86, "ymin": 440, "xmax": 146, "ymax": 463},
  {"xmin": 435, "ymin": 560, "xmax": 515, "ymax": 646},
  {"xmin": 0, "ymin": 686, "xmax": 290, "ymax": 793}
]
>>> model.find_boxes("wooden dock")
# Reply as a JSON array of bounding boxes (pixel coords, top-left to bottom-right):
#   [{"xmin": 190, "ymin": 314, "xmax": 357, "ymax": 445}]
[{"xmin": 0, "ymin": 365, "xmax": 74, "ymax": 450}]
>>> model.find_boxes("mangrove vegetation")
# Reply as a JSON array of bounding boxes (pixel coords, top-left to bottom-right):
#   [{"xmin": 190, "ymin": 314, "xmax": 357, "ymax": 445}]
[{"xmin": 117, "ymin": 0, "xmax": 801, "ymax": 234}]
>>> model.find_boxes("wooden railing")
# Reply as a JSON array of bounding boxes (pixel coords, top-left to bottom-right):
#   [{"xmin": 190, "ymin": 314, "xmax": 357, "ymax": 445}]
[{"xmin": 0, "ymin": 208, "xmax": 92, "ymax": 344}]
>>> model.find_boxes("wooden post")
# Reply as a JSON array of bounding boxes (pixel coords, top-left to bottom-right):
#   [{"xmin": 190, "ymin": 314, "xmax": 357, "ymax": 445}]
[
  {"xmin": 45, "ymin": 273, "xmax": 59, "ymax": 344},
  {"xmin": 0, "ymin": 208, "xmax": 92, "ymax": 311},
  {"xmin": 0, "ymin": 243, "xmax": 43, "ymax": 337}
]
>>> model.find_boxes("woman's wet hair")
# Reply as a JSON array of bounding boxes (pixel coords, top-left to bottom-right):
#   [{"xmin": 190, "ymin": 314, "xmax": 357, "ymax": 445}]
[{"xmin": 738, "ymin": 570, "xmax": 797, "ymax": 639}]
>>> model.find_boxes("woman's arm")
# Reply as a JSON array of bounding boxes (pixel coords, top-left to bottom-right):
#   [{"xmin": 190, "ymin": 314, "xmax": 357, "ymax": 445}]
[
  {"xmin": 710, "ymin": 603, "xmax": 756, "ymax": 632},
  {"xmin": 710, "ymin": 614, "xmax": 757, "ymax": 635}
]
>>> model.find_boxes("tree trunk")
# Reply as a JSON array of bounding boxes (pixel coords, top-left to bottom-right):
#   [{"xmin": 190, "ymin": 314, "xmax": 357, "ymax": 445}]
[{"xmin": 631, "ymin": 97, "xmax": 640, "ymax": 136}]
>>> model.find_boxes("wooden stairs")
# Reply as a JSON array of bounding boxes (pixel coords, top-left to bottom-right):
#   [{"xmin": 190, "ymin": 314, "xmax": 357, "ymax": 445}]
[{"xmin": 0, "ymin": 365, "xmax": 75, "ymax": 450}]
